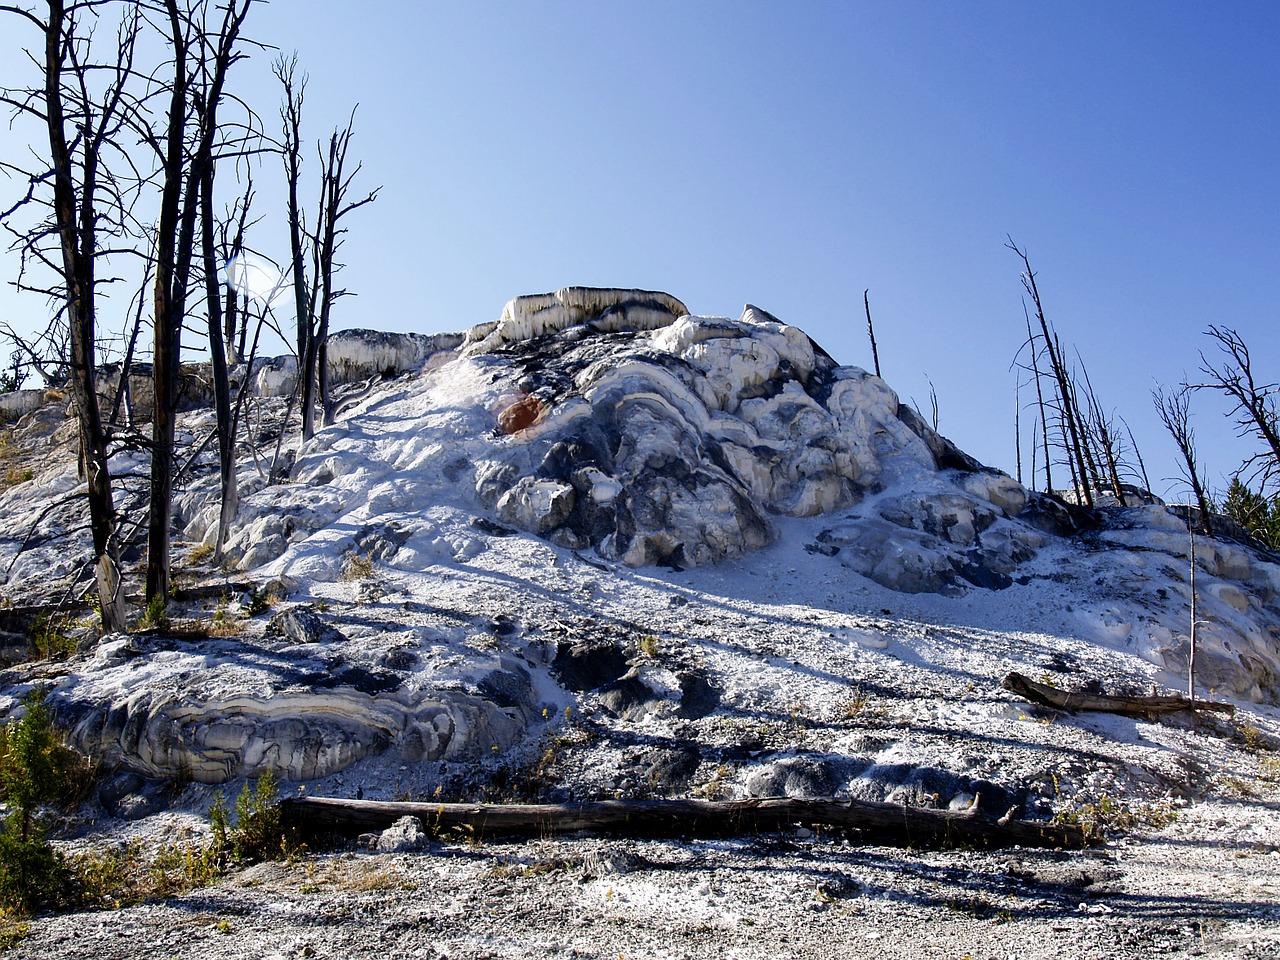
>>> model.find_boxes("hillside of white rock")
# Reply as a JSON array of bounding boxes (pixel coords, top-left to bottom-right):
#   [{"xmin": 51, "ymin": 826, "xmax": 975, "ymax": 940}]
[{"xmin": 0, "ymin": 285, "xmax": 1275, "ymax": 817}]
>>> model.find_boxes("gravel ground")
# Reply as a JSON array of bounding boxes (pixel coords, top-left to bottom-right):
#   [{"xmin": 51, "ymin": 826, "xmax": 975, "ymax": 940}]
[{"xmin": 10, "ymin": 795, "xmax": 1280, "ymax": 960}]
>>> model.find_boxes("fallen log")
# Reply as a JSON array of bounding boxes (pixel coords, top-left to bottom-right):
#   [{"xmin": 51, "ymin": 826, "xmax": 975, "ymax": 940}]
[
  {"xmin": 1002, "ymin": 671, "xmax": 1235, "ymax": 719},
  {"xmin": 279, "ymin": 794, "xmax": 1090, "ymax": 849}
]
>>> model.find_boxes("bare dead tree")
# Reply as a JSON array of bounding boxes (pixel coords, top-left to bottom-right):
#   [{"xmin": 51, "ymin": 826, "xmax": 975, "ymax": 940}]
[
  {"xmin": 1022, "ymin": 304, "xmax": 1052, "ymax": 493},
  {"xmin": 0, "ymin": 0, "xmax": 147, "ymax": 631},
  {"xmin": 863, "ymin": 289, "xmax": 881, "ymax": 378},
  {"xmin": 217, "ymin": 177, "xmax": 256, "ymax": 362},
  {"xmin": 303, "ymin": 108, "xmax": 379, "ymax": 435},
  {"xmin": 1121, "ymin": 416, "xmax": 1152, "ymax": 499},
  {"xmin": 1076, "ymin": 353, "xmax": 1126, "ymax": 507},
  {"xmin": 143, "ymin": 0, "xmax": 254, "ymax": 603},
  {"xmin": 1196, "ymin": 325, "xmax": 1280, "ymax": 493},
  {"xmin": 1008, "ymin": 239, "xmax": 1094, "ymax": 507},
  {"xmin": 275, "ymin": 52, "xmax": 310, "ymax": 399},
  {"xmin": 1153, "ymin": 384, "xmax": 1214, "ymax": 536},
  {"xmin": 1014, "ymin": 379, "xmax": 1022, "ymax": 485}
]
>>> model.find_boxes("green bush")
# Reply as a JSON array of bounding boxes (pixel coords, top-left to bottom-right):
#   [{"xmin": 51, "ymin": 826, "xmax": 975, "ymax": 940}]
[
  {"xmin": 0, "ymin": 688, "xmax": 76, "ymax": 916},
  {"xmin": 208, "ymin": 771, "xmax": 296, "ymax": 868}
]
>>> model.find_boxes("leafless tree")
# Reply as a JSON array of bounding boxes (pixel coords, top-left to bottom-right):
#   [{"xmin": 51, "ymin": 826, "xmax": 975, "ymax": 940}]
[
  {"xmin": 142, "ymin": 0, "xmax": 254, "ymax": 602},
  {"xmin": 1076, "ymin": 353, "xmax": 1127, "ymax": 507},
  {"xmin": 1196, "ymin": 325, "xmax": 1280, "ymax": 493},
  {"xmin": 1008, "ymin": 239, "xmax": 1094, "ymax": 507},
  {"xmin": 863, "ymin": 289, "xmax": 881, "ymax": 378},
  {"xmin": 0, "ymin": 0, "xmax": 149, "ymax": 631},
  {"xmin": 1153, "ymin": 384, "xmax": 1214, "ymax": 535},
  {"xmin": 275, "ymin": 55, "xmax": 378, "ymax": 443}
]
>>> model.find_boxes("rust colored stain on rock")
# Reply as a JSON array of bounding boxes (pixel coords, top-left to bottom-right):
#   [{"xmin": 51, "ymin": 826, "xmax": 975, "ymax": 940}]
[{"xmin": 498, "ymin": 394, "xmax": 545, "ymax": 435}]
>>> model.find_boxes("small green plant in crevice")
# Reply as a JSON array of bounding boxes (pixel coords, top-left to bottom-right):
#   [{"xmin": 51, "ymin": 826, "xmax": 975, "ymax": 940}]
[
  {"xmin": 187, "ymin": 542, "xmax": 215, "ymax": 565},
  {"xmin": 138, "ymin": 594, "xmax": 169, "ymax": 630},
  {"xmin": 205, "ymin": 605, "xmax": 242, "ymax": 638},
  {"xmin": 214, "ymin": 770, "xmax": 298, "ymax": 867},
  {"xmin": 1235, "ymin": 722, "xmax": 1274, "ymax": 754},
  {"xmin": 0, "ymin": 918, "xmax": 30, "ymax": 948},
  {"xmin": 637, "ymin": 634, "xmax": 660, "ymax": 659},
  {"xmin": 26, "ymin": 613, "xmax": 78, "ymax": 662},
  {"xmin": 244, "ymin": 586, "xmax": 274, "ymax": 616},
  {"xmin": 481, "ymin": 725, "xmax": 591, "ymax": 803},
  {"xmin": 693, "ymin": 764, "xmax": 733, "ymax": 800}
]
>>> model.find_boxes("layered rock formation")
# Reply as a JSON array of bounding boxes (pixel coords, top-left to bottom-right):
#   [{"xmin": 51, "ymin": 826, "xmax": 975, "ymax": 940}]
[{"xmin": 468, "ymin": 289, "xmax": 1028, "ymax": 573}]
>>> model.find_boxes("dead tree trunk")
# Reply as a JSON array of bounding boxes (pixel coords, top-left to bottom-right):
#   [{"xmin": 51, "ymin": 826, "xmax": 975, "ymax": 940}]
[
  {"xmin": 1024, "ymin": 307, "xmax": 1052, "ymax": 493},
  {"xmin": 1002, "ymin": 672, "xmax": 1233, "ymax": 719},
  {"xmin": 6, "ymin": 0, "xmax": 136, "ymax": 632},
  {"xmin": 279, "ymin": 794, "xmax": 1090, "ymax": 849},
  {"xmin": 311, "ymin": 112, "xmax": 378, "ymax": 430},
  {"xmin": 147, "ymin": 0, "xmax": 252, "ymax": 602},
  {"xmin": 1153, "ymin": 385, "xmax": 1215, "ymax": 536},
  {"xmin": 1010, "ymin": 240, "xmax": 1093, "ymax": 507},
  {"xmin": 199, "ymin": 146, "xmax": 236, "ymax": 561},
  {"xmin": 1198, "ymin": 325, "xmax": 1280, "ymax": 492},
  {"xmin": 863, "ymin": 289, "xmax": 881, "ymax": 378}
]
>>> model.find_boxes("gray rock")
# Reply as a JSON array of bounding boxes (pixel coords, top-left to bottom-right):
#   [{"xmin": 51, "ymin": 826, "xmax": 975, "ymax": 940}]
[
  {"xmin": 376, "ymin": 815, "xmax": 428, "ymax": 853},
  {"xmin": 98, "ymin": 772, "xmax": 170, "ymax": 820},
  {"xmin": 269, "ymin": 606, "xmax": 347, "ymax": 646},
  {"xmin": 745, "ymin": 755, "xmax": 868, "ymax": 799}
]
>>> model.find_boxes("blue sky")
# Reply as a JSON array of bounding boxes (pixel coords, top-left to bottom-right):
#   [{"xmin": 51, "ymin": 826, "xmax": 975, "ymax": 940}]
[{"xmin": 3, "ymin": 1, "xmax": 1279, "ymax": 499}]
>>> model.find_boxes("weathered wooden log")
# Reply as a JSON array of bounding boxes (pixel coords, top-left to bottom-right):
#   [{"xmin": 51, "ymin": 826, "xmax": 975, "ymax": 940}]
[
  {"xmin": 279, "ymin": 794, "xmax": 1091, "ymax": 849},
  {"xmin": 1002, "ymin": 671, "xmax": 1235, "ymax": 718}
]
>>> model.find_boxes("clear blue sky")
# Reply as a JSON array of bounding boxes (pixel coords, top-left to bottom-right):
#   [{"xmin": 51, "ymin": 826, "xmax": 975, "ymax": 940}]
[{"xmin": 3, "ymin": 1, "xmax": 1279, "ymax": 499}]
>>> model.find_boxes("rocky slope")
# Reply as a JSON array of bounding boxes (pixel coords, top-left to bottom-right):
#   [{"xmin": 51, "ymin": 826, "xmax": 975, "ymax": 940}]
[{"xmin": 1, "ymin": 286, "xmax": 1279, "ymax": 955}]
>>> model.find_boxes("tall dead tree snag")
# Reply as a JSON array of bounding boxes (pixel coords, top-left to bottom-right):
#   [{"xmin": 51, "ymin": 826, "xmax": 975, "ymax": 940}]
[
  {"xmin": 275, "ymin": 53, "xmax": 311, "ymax": 428},
  {"xmin": 1008, "ymin": 239, "xmax": 1094, "ymax": 507},
  {"xmin": 145, "ymin": 0, "xmax": 254, "ymax": 603},
  {"xmin": 276, "ymin": 56, "xmax": 378, "ymax": 444},
  {"xmin": 0, "ymin": 0, "xmax": 141, "ymax": 632},
  {"xmin": 863, "ymin": 289, "xmax": 881, "ymax": 378},
  {"xmin": 311, "ymin": 113, "xmax": 379, "ymax": 429},
  {"xmin": 1153, "ymin": 385, "xmax": 1215, "ymax": 536}
]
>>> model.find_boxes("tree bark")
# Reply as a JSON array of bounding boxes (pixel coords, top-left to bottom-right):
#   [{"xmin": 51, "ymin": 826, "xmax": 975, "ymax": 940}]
[
  {"xmin": 200, "ymin": 152, "xmax": 237, "ymax": 562},
  {"xmin": 148, "ymin": 0, "xmax": 251, "ymax": 601},
  {"xmin": 1002, "ymin": 671, "xmax": 1233, "ymax": 719},
  {"xmin": 279, "ymin": 794, "xmax": 1090, "ymax": 849},
  {"xmin": 40, "ymin": 0, "xmax": 126, "ymax": 632}
]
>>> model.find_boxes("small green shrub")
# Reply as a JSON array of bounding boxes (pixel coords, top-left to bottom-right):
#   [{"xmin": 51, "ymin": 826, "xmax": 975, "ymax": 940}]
[
  {"xmin": 0, "ymin": 688, "xmax": 79, "ymax": 916},
  {"xmin": 27, "ymin": 613, "xmax": 78, "ymax": 662},
  {"xmin": 0, "ymin": 919, "xmax": 30, "ymax": 949},
  {"xmin": 138, "ymin": 594, "xmax": 168, "ymax": 630},
  {"xmin": 1052, "ymin": 793, "xmax": 1178, "ymax": 840},
  {"xmin": 0, "ymin": 827, "xmax": 65, "ymax": 916},
  {"xmin": 221, "ymin": 771, "xmax": 296, "ymax": 866}
]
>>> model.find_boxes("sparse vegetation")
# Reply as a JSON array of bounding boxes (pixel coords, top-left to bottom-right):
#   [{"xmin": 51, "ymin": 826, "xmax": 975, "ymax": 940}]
[
  {"xmin": 68, "ymin": 771, "xmax": 297, "ymax": 914},
  {"xmin": 188, "ymin": 542, "xmax": 216, "ymax": 565},
  {"xmin": 26, "ymin": 613, "xmax": 78, "ymax": 662},
  {"xmin": 1052, "ymin": 793, "xmax": 1179, "ymax": 840},
  {"xmin": 481, "ymin": 725, "xmax": 591, "ymax": 803},
  {"xmin": 138, "ymin": 594, "xmax": 169, "ymax": 631},
  {"xmin": 341, "ymin": 550, "xmax": 376, "ymax": 581},
  {"xmin": 693, "ymin": 764, "xmax": 733, "ymax": 800}
]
